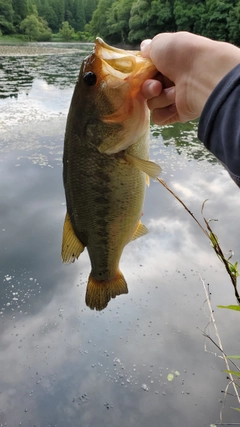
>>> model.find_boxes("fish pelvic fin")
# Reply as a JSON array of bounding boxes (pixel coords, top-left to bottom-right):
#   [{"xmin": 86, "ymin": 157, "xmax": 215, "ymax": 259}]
[
  {"xmin": 61, "ymin": 212, "xmax": 85, "ymax": 263},
  {"xmin": 124, "ymin": 153, "xmax": 161, "ymax": 179},
  {"xmin": 85, "ymin": 270, "xmax": 128, "ymax": 311}
]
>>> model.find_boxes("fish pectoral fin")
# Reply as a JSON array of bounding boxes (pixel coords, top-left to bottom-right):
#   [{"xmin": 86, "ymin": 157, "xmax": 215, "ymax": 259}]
[
  {"xmin": 131, "ymin": 220, "xmax": 148, "ymax": 241},
  {"xmin": 146, "ymin": 174, "xmax": 150, "ymax": 187},
  {"xmin": 124, "ymin": 153, "xmax": 161, "ymax": 179},
  {"xmin": 85, "ymin": 270, "xmax": 128, "ymax": 311},
  {"xmin": 61, "ymin": 212, "xmax": 85, "ymax": 263}
]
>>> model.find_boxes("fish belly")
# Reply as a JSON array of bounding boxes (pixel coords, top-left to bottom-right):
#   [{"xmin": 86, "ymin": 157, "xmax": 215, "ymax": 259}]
[{"xmin": 64, "ymin": 134, "xmax": 148, "ymax": 281}]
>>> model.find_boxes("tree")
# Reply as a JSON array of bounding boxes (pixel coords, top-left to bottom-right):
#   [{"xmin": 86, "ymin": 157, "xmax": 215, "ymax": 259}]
[
  {"xmin": 12, "ymin": 0, "xmax": 28, "ymax": 29},
  {"xmin": 201, "ymin": 0, "xmax": 233, "ymax": 41},
  {"xmin": 105, "ymin": 0, "xmax": 133, "ymax": 43},
  {"xmin": 27, "ymin": 0, "xmax": 39, "ymax": 15},
  {"xmin": 73, "ymin": 0, "xmax": 85, "ymax": 31},
  {"xmin": 38, "ymin": 0, "xmax": 59, "ymax": 32},
  {"xmin": 55, "ymin": 0, "xmax": 65, "ymax": 27},
  {"xmin": 59, "ymin": 20, "xmax": 75, "ymax": 40},
  {"xmin": 65, "ymin": 0, "xmax": 74, "ymax": 27},
  {"xmin": 5, "ymin": 0, "xmax": 240, "ymax": 44},
  {"xmin": 228, "ymin": 1, "xmax": 240, "ymax": 45},
  {"xmin": 12, "ymin": 0, "xmax": 28, "ymax": 18},
  {"xmin": 128, "ymin": 0, "xmax": 150, "ymax": 43},
  {"xmin": 88, "ymin": 0, "xmax": 113, "ymax": 39},
  {"xmin": 20, "ymin": 12, "xmax": 52, "ymax": 40},
  {"xmin": 84, "ymin": 0, "xmax": 97, "ymax": 23},
  {"xmin": 0, "ymin": 0, "xmax": 15, "ymax": 34},
  {"xmin": 145, "ymin": 0, "xmax": 175, "ymax": 36},
  {"xmin": 173, "ymin": 0, "xmax": 205, "ymax": 33},
  {"xmin": 20, "ymin": 13, "xmax": 41, "ymax": 39},
  {"xmin": 128, "ymin": 0, "xmax": 151, "ymax": 44}
]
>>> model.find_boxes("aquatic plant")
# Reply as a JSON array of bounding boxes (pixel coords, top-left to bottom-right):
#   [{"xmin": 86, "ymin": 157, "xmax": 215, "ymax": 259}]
[
  {"xmin": 157, "ymin": 178, "xmax": 240, "ymax": 304},
  {"xmin": 157, "ymin": 177, "xmax": 240, "ymax": 420}
]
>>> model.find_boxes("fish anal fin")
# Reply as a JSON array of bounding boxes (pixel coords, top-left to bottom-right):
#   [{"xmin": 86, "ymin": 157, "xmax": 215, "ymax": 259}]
[
  {"xmin": 61, "ymin": 212, "xmax": 85, "ymax": 263},
  {"xmin": 131, "ymin": 220, "xmax": 148, "ymax": 241},
  {"xmin": 124, "ymin": 153, "xmax": 161, "ymax": 179},
  {"xmin": 85, "ymin": 270, "xmax": 128, "ymax": 311}
]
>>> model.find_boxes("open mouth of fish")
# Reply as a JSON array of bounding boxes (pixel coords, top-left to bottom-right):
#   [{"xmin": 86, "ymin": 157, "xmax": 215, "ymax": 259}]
[{"xmin": 94, "ymin": 37, "xmax": 157, "ymax": 87}]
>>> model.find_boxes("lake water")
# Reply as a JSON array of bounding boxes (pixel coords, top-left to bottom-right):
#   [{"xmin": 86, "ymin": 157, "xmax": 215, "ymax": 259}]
[{"xmin": 0, "ymin": 42, "xmax": 240, "ymax": 427}]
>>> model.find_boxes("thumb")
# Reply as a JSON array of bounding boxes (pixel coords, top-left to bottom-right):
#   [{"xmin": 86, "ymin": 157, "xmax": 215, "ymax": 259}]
[{"xmin": 140, "ymin": 39, "xmax": 152, "ymax": 57}]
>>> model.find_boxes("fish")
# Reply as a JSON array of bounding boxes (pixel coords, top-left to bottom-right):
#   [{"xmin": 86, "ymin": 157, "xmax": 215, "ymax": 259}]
[{"xmin": 61, "ymin": 37, "xmax": 161, "ymax": 311}]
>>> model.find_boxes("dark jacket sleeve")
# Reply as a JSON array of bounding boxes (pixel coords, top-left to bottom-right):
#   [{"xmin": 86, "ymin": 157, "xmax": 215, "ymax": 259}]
[{"xmin": 198, "ymin": 64, "xmax": 240, "ymax": 187}]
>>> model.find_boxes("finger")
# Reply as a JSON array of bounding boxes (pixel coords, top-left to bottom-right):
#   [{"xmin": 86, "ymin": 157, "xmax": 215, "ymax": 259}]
[
  {"xmin": 154, "ymin": 73, "xmax": 174, "ymax": 89},
  {"xmin": 161, "ymin": 75, "xmax": 174, "ymax": 89},
  {"xmin": 140, "ymin": 39, "xmax": 152, "ymax": 57},
  {"xmin": 141, "ymin": 79, "xmax": 162, "ymax": 99},
  {"xmin": 147, "ymin": 86, "xmax": 175, "ymax": 110},
  {"xmin": 152, "ymin": 104, "xmax": 178, "ymax": 126}
]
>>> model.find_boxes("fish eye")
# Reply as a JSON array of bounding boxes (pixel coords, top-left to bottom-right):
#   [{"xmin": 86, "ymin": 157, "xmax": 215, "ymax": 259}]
[{"xmin": 83, "ymin": 72, "xmax": 97, "ymax": 86}]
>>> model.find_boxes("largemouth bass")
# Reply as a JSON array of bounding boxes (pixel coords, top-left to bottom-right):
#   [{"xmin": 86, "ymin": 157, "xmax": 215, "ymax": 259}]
[{"xmin": 62, "ymin": 38, "xmax": 161, "ymax": 311}]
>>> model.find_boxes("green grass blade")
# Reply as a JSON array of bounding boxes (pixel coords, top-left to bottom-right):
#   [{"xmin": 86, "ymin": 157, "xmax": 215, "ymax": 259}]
[{"xmin": 218, "ymin": 305, "xmax": 240, "ymax": 311}]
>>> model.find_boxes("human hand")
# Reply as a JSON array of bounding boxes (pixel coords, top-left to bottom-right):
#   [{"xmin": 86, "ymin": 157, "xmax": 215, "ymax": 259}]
[{"xmin": 141, "ymin": 32, "xmax": 240, "ymax": 125}]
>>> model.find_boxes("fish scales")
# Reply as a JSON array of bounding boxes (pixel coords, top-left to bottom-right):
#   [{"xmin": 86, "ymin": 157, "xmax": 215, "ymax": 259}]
[
  {"xmin": 62, "ymin": 38, "xmax": 161, "ymax": 310},
  {"xmin": 64, "ymin": 130, "xmax": 147, "ymax": 278}
]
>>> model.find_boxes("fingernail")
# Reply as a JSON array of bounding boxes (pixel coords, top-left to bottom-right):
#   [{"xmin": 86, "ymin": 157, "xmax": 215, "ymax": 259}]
[
  {"xmin": 147, "ymin": 80, "xmax": 162, "ymax": 97},
  {"xmin": 140, "ymin": 39, "xmax": 151, "ymax": 52}
]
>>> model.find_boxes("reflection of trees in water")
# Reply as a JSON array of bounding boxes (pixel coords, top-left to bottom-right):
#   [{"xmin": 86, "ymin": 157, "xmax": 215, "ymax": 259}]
[
  {"xmin": 0, "ymin": 51, "xmax": 88, "ymax": 99},
  {"xmin": 151, "ymin": 121, "xmax": 218, "ymax": 164},
  {"xmin": 0, "ymin": 57, "xmax": 34, "ymax": 98}
]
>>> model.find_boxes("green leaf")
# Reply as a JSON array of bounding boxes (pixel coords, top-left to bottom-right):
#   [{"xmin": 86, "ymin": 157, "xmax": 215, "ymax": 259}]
[
  {"xmin": 209, "ymin": 231, "xmax": 218, "ymax": 246},
  {"xmin": 167, "ymin": 373, "xmax": 174, "ymax": 381},
  {"xmin": 232, "ymin": 407, "xmax": 240, "ymax": 412},
  {"xmin": 226, "ymin": 355, "xmax": 240, "ymax": 360},
  {"xmin": 218, "ymin": 305, "xmax": 240, "ymax": 311},
  {"xmin": 227, "ymin": 261, "xmax": 240, "ymax": 277},
  {"xmin": 223, "ymin": 370, "xmax": 240, "ymax": 377}
]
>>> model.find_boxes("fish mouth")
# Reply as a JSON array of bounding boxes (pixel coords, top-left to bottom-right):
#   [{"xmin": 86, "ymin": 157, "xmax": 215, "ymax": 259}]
[{"xmin": 95, "ymin": 37, "xmax": 157, "ymax": 84}]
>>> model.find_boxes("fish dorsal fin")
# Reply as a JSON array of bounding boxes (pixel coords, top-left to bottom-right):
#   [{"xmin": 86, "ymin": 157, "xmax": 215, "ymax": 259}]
[
  {"xmin": 61, "ymin": 212, "xmax": 85, "ymax": 263},
  {"xmin": 131, "ymin": 220, "xmax": 148, "ymax": 241},
  {"xmin": 85, "ymin": 270, "xmax": 128, "ymax": 311},
  {"xmin": 124, "ymin": 153, "xmax": 161, "ymax": 179}
]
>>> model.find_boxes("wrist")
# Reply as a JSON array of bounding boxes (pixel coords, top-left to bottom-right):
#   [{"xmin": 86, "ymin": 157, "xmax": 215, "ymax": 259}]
[{"xmin": 193, "ymin": 39, "xmax": 240, "ymax": 114}]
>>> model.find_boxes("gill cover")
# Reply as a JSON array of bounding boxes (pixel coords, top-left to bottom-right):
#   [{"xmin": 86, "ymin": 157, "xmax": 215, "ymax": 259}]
[{"xmin": 82, "ymin": 38, "xmax": 158, "ymax": 155}]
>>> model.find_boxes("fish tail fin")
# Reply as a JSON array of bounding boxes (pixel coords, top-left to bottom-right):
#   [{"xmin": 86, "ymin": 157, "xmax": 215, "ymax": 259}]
[{"xmin": 85, "ymin": 270, "xmax": 128, "ymax": 311}]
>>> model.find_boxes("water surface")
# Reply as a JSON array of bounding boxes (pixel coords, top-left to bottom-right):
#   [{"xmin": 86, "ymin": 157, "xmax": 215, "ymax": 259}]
[{"xmin": 0, "ymin": 42, "xmax": 240, "ymax": 427}]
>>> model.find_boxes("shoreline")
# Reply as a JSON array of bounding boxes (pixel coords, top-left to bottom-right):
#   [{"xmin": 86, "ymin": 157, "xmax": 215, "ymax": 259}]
[{"xmin": 0, "ymin": 44, "xmax": 93, "ymax": 56}]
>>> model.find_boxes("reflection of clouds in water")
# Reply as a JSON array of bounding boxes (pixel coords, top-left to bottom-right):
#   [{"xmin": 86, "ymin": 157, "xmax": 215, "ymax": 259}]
[
  {"xmin": 1, "ymin": 258, "xmax": 236, "ymax": 427},
  {"xmin": 0, "ymin": 270, "xmax": 228, "ymax": 427},
  {"xmin": 151, "ymin": 121, "xmax": 219, "ymax": 182},
  {"xmin": 0, "ymin": 150, "xmax": 229, "ymax": 425},
  {"xmin": 172, "ymin": 169, "xmax": 238, "ymax": 200},
  {"xmin": 0, "ymin": 118, "xmax": 65, "ymax": 168},
  {"xmin": 0, "ymin": 81, "xmax": 71, "ymax": 133},
  {"xmin": 1, "ymin": 95, "xmax": 240, "ymax": 424}
]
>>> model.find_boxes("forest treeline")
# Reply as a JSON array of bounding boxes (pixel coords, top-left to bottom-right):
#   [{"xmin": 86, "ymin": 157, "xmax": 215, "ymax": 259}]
[{"xmin": 1, "ymin": 0, "xmax": 240, "ymax": 45}]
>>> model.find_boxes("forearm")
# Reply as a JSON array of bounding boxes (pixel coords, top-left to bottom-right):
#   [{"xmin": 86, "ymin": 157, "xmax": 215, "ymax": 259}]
[{"xmin": 198, "ymin": 64, "xmax": 240, "ymax": 187}]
